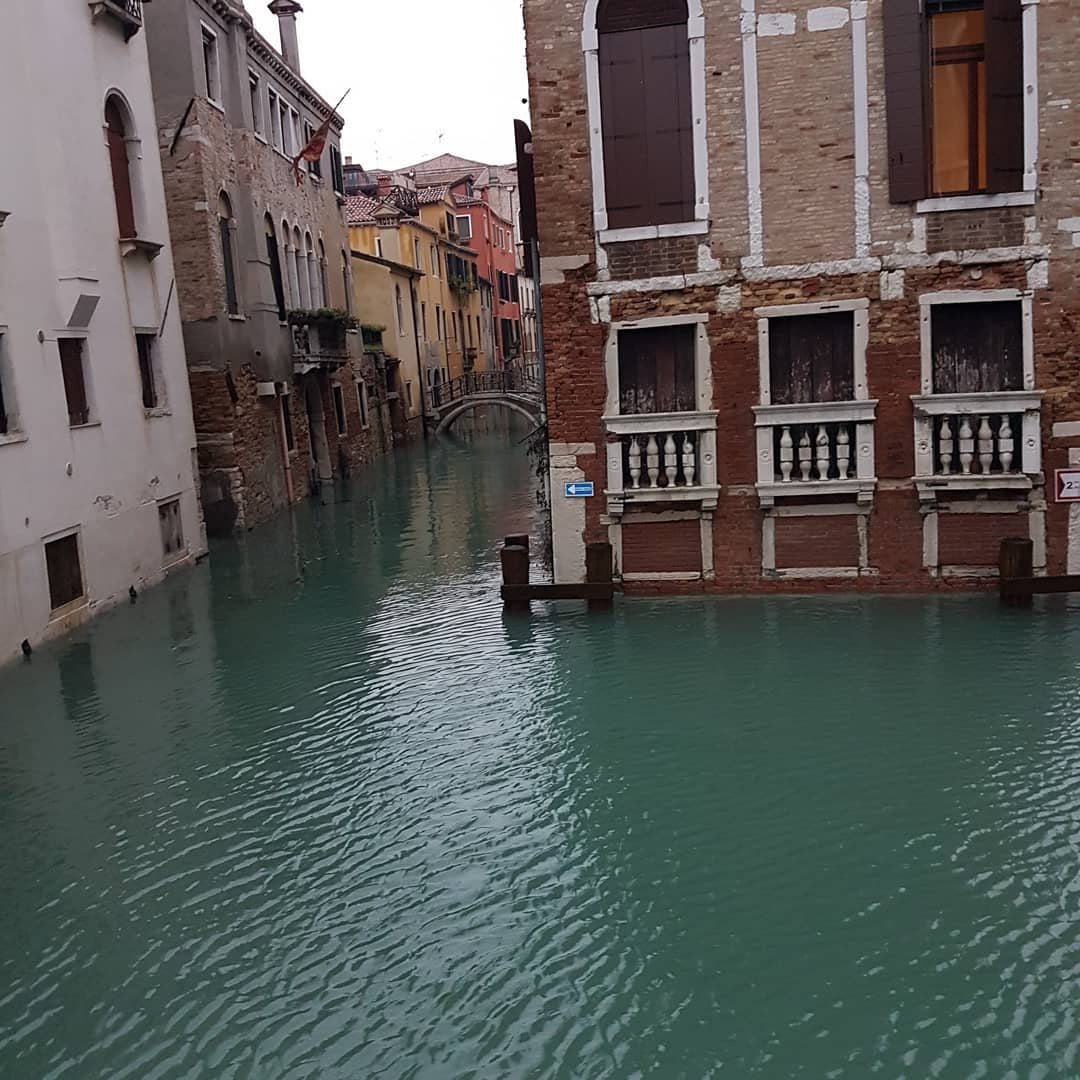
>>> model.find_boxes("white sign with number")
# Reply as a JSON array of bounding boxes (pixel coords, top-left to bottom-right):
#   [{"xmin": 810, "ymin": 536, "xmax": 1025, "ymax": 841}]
[{"xmin": 1056, "ymin": 470, "xmax": 1080, "ymax": 502}]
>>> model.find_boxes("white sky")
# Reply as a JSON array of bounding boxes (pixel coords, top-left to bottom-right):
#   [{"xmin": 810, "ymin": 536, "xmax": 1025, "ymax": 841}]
[{"xmin": 249, "ymin": 0, "xmax": 531, "ymax": 170}]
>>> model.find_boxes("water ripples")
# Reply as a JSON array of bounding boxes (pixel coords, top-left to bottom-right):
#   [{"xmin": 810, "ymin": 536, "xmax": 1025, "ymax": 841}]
[{"xmin": 4, "ymin": 424, "xmax": 1080, "ymax": 1077}]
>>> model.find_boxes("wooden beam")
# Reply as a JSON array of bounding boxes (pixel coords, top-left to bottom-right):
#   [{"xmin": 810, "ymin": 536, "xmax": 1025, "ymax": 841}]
[
  {"xmin": 500, "ymin": 583, "xmax": 616, "ymax": 602},
  {"xmin": 1000, "ymin": 575, "xmax": 1080, "ymax": 596}
]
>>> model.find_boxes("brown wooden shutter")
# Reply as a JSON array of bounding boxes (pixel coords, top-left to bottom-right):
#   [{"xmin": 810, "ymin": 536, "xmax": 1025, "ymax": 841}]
[
  {"xmin": 105, "ymin": 102, "xmax": 137, "ymax": 239},
  {"xmin": 643, "ymin": 25, "xmax": 694, "ymax": 225},
  {"xmin": 931, "ymin": 302, "xmax": 1022, "ymax": 393},
  {"xmin": 266, "ymin": 235, "xmax": 286, "ymax": 321},
  {"xmin": 59, "ymin": 339, "xmax": 89, "ymax": 426},
  {"xmin": 598, "ymin": 0, "xmax": 688, "ymax": 33},
  {"xmin": 599, "ymin": 30, "xmax": 650, "ymax": 228},
  {"xmin": 985, "ymin": 0, "xmax": 1024, "ymax": 194},
  {"xmin": 883, "ymin": 0, "xmax": 928, "ymax": 203},
  {"xmin": 769, "ymin": 314, "xmax": 855, "ymax": 404}
]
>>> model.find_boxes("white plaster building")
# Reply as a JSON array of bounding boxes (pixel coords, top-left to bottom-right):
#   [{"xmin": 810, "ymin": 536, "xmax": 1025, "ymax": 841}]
[{"xmin": 0, "ymin": 0, "xmax": 206, "ymax": 664}]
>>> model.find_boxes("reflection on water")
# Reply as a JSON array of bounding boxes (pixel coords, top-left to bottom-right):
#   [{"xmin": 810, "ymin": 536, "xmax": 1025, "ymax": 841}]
[{"xmin": 3, "ymin": 410, "xmax": 1080, "ymax": 1078}]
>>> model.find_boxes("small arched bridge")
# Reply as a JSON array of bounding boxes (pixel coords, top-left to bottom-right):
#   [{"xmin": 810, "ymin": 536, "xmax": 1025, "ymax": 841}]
[{"xmin": 431, "ymin": 367, "xmax": 543, "ymax": 433}]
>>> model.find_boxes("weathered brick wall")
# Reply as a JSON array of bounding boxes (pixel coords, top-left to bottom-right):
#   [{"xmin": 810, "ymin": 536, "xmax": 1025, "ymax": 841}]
[
  {"xmin": 775, "ymin": 515, "xmax": 860, "ymax": 569},
  {"xmin": 622, "ymin": 517, "xmax": 702, "ymax": 574},
  {"xmin": 527, "ymin": 0, "xmax": 1080, "ymax": 591},
  {"xmin": 938, "ymin": 513, "xmax": 1029, "ymax": 568}
]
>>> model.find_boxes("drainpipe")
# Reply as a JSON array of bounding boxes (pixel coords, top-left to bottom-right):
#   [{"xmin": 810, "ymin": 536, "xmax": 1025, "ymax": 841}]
[{"xmin": 407, "ymin": 273, "xmax": 429, "ymax": 437}]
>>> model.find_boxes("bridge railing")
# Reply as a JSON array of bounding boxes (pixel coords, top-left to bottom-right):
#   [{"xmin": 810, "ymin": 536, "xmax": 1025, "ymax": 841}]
[{"xmin": 429, "ymin": 368, "xmax": 542, "ymax": 410}]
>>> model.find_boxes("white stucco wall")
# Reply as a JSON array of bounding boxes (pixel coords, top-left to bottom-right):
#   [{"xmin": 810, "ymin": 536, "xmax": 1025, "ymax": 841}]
[{"xmin": 0, "ymin": 0, "xmax": 206, "ymax": 664}]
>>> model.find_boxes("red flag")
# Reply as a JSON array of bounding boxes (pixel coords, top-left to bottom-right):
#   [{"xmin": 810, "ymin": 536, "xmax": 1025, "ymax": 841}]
[{"xmin": 292, "ymin": 114, "xmax": 332, "ymax": 185}]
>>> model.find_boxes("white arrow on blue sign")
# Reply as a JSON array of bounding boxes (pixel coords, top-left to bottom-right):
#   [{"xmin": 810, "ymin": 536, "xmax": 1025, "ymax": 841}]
[{"xmin": 564, "ymin": 482, "xmax": 594, "ymax": 498}]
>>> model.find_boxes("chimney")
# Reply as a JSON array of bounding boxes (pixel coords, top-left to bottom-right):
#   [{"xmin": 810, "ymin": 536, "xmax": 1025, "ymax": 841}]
[{"xmin": 268, "ymin": 0, "xmax": 303, "ymax": 73}]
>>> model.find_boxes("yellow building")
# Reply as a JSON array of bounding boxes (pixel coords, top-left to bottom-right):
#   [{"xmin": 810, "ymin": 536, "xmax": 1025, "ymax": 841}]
[{"xmin": 346, "ymin": 180, "xmax": 483, "ymax": 408}]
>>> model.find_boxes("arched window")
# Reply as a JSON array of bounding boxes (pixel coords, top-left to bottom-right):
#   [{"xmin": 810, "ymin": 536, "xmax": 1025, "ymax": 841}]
[
  {"xmin": 105, "ymin": 98, "xmax": 137, "ymax": 239},
  {"xmin": 395, "ymin": 284, "xmax": 405, "ymax": 336},
  {"xmin": 282, "ymin": 219, "xmax": 297, "ymax": 307},
  {"xmin": 218, "ymin": 193, "xmax": 239, "ymax": 315},
  {"xmin": 292, "ymin": 225, "xmax": 306, "ymax": 308},
  {"xmin": 318, "ymin": 240, "xmax": 329, "ymax": 310},
  {"xmin": 305, "ymin": 232, "xmax": 319, "ymax": 309},
  {"xmin": 341, "ymin": 250, "xmax": 352, "ymax": 315},
  {"xmin": 587, "ymin": 0, "xmax": 705, "ymax": 235},
  {"xmin": 265, "ymin": 215, "xmax": 286, "ymax": 321}
]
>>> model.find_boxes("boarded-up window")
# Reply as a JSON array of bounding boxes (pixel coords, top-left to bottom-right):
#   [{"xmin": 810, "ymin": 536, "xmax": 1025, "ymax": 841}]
[
  {"xmin": 769, "ymin": 313, "xmax": 854, "ymax": 404},
  {"xmin": 885, "ymin": 0, "xmax": 1023, "ymax": 201},
  {"xmin": 59, "ymin": 338, "xmax": 89, "ymax": 426},
  {"xmin": 45, "ymin": 534, "xmax": 84, "ymax": 611},
  {"xmin": 159, "ymin": 499, "xmax": 184, "ymax": 557},
  {"xmin": 105, "ymin": 99, "xmax": 136, "ymax": 239},
  {"xmin": 598, "ymin": 0, "xmax": 693, "ymax": 229},
  {"xmin": 136, "ymin": 333, "xmax": 158, "ymax": 409},
  {"xmin": 618, "ymin": 324, "xmax": 696, "ymax": 414},
  {"xmin": 931, "ymin": 301, "xmax": 1022, "ymax": 393}
]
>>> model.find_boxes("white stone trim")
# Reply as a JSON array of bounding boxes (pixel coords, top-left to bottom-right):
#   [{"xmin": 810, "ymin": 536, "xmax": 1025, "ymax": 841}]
[
  {"xmin": 915, "ymin": 191, "xmax": 1037, "ymax": 214},
  {"xmin": 598, "ymin": 221, "xmax": 709, "ymax": 244},
  {"xmin": 770, "ymin": 566, "xmax": 865, "ymax": 580},
  {"xmin": 1022, "ymin": 0, "xmax": 1040, "ymax": 192},
  {"xmin": 701, "ymin": 513, "xmax": 714, "ymax": 579},
  {"xmin": 851, "ymin": 0, "xmax": 870, "ymax": 258},
  {"xmin": 582, "ymin": 0, "xmax": 709, "ymax": 241},
  {"xmin": 1053, "ymin": 422, "xmax": 1080, "ymax": 439},
  {"xmin": 622, "ymin": 571, "xmax": 702, "ymax": 582},
  {"xmin": 755, "ymin": 298, "xmax": 869, "ymax": 319},
  {"xmin": 742, "ymin": 0, "xmax": 764, "ymax": 266},
  {"xmin": 754, "ymin": 400, "xmax": 877, "ymax": 426},
  {"xmin": 757, "ymin": 12, "xmax": 796, "ymax": 35}
]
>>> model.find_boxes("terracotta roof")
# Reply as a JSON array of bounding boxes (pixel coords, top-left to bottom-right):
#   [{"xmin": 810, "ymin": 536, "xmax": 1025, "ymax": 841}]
[
  {"xmin": 416, "ymin": 184, "xmax": 450, "ymax": 205},
  {"xmin": 344, "ymin": 195, "xmax": 381, "ymax": 225}
]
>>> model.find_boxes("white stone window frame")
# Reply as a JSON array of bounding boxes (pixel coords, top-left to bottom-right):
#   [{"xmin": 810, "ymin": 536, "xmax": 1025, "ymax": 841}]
[
  {"xmin": 42, "ymin": 525, "xmax": 89, "ymax": 619},
  {"xmin": 582, "ymin": 0, "xmax": 710, "ymax": 244},
  {"xmin": 913, "ymin": 288, "xmax": 1042, "ymax": 495},
  {"xmin": 199, "ymin": 21, "xmax": 223, "ymax": 110},
  {"xmin": 753, "ymin": 299, "xmax": 877, "ymax": 508},
  {"xmin": 915, "ymin": 0, "xmax": 1040, "ymax": 215}
]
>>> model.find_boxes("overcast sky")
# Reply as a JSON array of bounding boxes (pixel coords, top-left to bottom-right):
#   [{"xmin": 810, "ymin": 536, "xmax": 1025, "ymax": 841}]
[{"xmin": 249, "ymin": 0, "xmax": 530, "ymax": 170}]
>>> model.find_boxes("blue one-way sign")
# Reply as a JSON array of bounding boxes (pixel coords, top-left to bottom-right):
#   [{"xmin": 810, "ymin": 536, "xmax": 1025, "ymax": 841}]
[{"xmin": 564, "ymin": 482, "xmax": 594, "ymax": 498}]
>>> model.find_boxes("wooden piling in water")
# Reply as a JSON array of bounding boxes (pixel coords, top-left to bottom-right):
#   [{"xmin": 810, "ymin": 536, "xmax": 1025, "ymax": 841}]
[
  {"xmin": 499, "ymin": 539, "xmax": 615, "ymax": 608},
  {"xmin": 501, "ymin": 544, "xmax": 531, "ymax": 611},
  {"xmin": 586, "ymin": 542, "xmax": 614, "ymax": 611}
]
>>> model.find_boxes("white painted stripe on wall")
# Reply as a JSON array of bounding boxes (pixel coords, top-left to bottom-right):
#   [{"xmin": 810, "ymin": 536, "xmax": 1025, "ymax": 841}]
[
  {"xmin": 741, "ymin": 0, "xmax": 764, "ymax": 266},
  {"xmin": 851, "ymin": 0, "xmax": 870, "ymax": 259}
]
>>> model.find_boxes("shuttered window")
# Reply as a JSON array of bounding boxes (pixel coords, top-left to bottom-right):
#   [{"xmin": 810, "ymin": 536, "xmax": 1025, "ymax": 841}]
[
  {"xmin": 884, "ymin": 0, "xmax": 1023, "ymax": 201},
  {"xmin": 136, "ymin": 333, "xmax": 158, "ymax": 409},
  {"xmin": 45, "ymin": 534, "xmax": 85, "ymax": 611},
  {"xmin": 769, "ymin": 313, "xmax": 855, "ymax": 405},
  {"xmin": 598, "ymin": 0, "xmax": 693, "ymax": 229},
  {"xmin": 219, "ymin": 196, "xmax": 239, "ymax": 316},
  {"xmin": 105, "ymin": 100, "xmax": 137, "ymax": 239},
  {"xmin": 618, "ymin": 325, "xmax": 696, "ymax": 414},
  {"xmin": 265, "ymin": 218, "xmax": 286, "ymax": 321},
  {"xmin": 931, "ymin": 301, "xmax": 1022, "ymax": 393},
  {"xmin": 59, "ymin": 338, "xmax": 90, "ymax": 426}
]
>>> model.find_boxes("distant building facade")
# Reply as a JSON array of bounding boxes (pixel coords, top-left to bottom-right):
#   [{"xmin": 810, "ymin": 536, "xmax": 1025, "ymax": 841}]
[
  {"xmin": 0, "ymin": 0, "xmax": 206, "ymax": 663},
  {"xmin": 145, "ymin": 0, "xmax": 388, "ymax": 536},
  {"xmin": 525, "ymin": 0, "xmax": 1080, "ymax": 590}
]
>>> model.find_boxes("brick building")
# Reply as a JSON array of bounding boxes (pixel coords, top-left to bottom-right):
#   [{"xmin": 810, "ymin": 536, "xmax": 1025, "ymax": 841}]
[
  {"xmin": 524, "ymin": 0, "xmax": 1080, "ymax": 590},
  {"xmin": 145, "ymin": 0, "xmax": 389, "ymax": 537}
]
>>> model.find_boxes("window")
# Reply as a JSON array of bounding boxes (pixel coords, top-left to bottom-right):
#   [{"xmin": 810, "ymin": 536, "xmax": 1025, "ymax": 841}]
[
  {"xmin": 293, "ymin": 226, "xmax": 307, "ymax": 307},
  {"xmin": 302, "ymin": 122, "xmax": 323, "ymax": 178},
  {"xmin": 451, "ymin": 312, "xmax": 457, "ymax": 341},
  {"xmin": 431, "ymin": 245, "xmax": 439, "ymax": 276},
  {"xmin": 501, "ymin": 318, "xmax": 516, "ymax": 359},
  {"xmin": 159, "ymin": 499, "xmax": 184, "ymax": 557},
  {"xmin": 249, "ymin": 72, "xmax": 263, "ymax": 136},
  {"xmin": 105, "ymin": 98, "xmax": 136, "ymax": 239},
  {"xmin": 0, "ymin": 334, "xmax": 9, "ymax": 435},
  {"xmin": 618, "ymin": 324, "xmax": 695, "ymax": 413},
  {"xmin": 446, "ymin": 212, "xmax": 457, "ymax": 238},
  {"xmin": 456, "ymin": 215, "xmax": 473, "ymax": 241},
  {"xmin": 330, "ymin": 145, "xmax": 345, "ymax": 196},
  {"xmin": 136, "ymin": 333, "xmax": 159, "ymax": 409},
  {"xmin": 436, "ymin": 305, "xmax": 443, "ymax": 341},
  {"xmin": 375, "ymin": 237, "xmax": 383, "ymax": 258},
  {"xmin": 318, "ymin": 240, "xmax": 329, "ymax": 308},
  {"xmin": 342, "ymin": 251, "xmax": 352, "ymax": 314},
  {"xmin": 395, "ymin": 284, "xmax": 405, "ymax": 336},
  {"xmin": 442, "ymin": 309, "xmax": 448, "ymax": 342},
  {"xmin": 884, "ymin": 0, "xmax": 1024, "ymax": 201},
  {"xmin": 357, "ymin": 382, "xmax": 369, "ymax": 427},
  {"xmin": 305, "ymin": 232, "xmax": 320, "ymax": 308},
  {"xmin": 201, "ymin": 25, "xmax": 221, "ymax": 104},
  {"xmin": 218, "ymin": 193, "xmax": 239, "ymax": 315},
  {"xmin": 291, "ymin": 110, "xmax": 302, "ymax": 160},
  {"xmin": 458, "ymin": 313, "xmax": 465, "ymax": 346},
  {"xmin": 592, "ymin": 0, "xmax": 697, "ymax": 230},
  {"xmin": 931, "ymin": 301, "xmax": 1022, "ymax": 393},
  {"xmin": 269, "ymin": 89, "xmax": 282, "ymax": 150},
  {"xmin": 45, "ymin": 534, "xmax": 84, "ymax": 612},
  {"xmin": 413, "ymin": 238, "xmax": 422, "ymax": 268},
  {"xmin": 280, "ymin": 99, "xmax": 293, "ymax": 155},
  {"xmin": 332, "ymin": 384, "xmax": 347, "ymax": 434},
  {"xmin": 510, "ymin": 276, "xmax": 520, "ymax": 304},
  {"xmin": 265, "ymin": 216, "xmax": 286, "ymax": 321},
  {"xmin": 281, "ymin": 394, "xmax": 295, "ymax": 451},
  {"xmin": 768, "ymin": 313, "xmax": 855, "ymax": 405},
  {"xmin": 405, "ymin": 382, "xmax": 414, "ymax": 410},
  {"xmin": 59, "ymin": 338, "xmax": 90, "ymax": 426},
  {"xmin": 421, "ymin": 302, "xmax": 428, "ymax": 340},
  {"xmin": 497, "ymin": 271, "xmax": 511, "ymax": 303}
]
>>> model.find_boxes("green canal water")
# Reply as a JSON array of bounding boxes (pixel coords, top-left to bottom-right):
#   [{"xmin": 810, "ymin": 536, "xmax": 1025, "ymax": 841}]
[{"xmin": 3, "ymin": 414, "xmax": 1080, "ymax": 1079}]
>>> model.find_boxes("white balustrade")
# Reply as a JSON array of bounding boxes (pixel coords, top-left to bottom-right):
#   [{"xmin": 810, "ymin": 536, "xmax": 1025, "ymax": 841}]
[
  {"xmin": 932, "ymin": 413, "xmax": 1024, "ymax": 476},
  {"xmin": 603, "ymin": 411, "xmax": 719, "ymax": 499}
]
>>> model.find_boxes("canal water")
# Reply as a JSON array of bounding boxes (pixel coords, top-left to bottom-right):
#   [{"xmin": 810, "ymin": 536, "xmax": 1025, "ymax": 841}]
[{"xmin": 3, "ymin": 413, "xmax": 1080, "ymax": 1079}]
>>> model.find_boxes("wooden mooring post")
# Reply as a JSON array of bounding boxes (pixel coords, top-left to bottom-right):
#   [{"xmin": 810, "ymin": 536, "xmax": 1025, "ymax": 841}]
[
  {"xmin": 996, "ymin": 536, "xmax": 1080, "ymax": 607},
  {"xmin": 500, "ymin": 538, "xmax": 615, "ymax": 609}
]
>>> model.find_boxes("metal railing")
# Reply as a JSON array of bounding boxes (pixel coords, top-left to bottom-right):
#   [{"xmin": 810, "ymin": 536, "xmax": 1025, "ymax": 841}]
[{"xmin": 429, "ymin": 368, "xmax": 541, "ymax": 410}]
